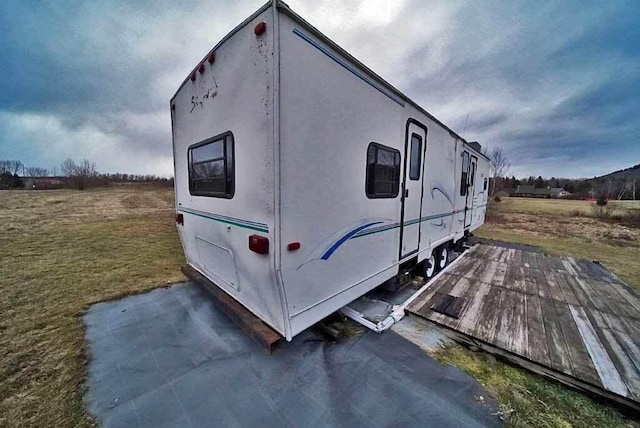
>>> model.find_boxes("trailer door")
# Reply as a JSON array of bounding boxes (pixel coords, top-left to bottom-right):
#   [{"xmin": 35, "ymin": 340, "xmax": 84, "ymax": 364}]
[
  {"xmin": 399, "ymin": 120, "xmax": 427, "ymax": 259},
  {"xmin": 464, "ymin": 156, "xmax": 477, "ymax": 228}
]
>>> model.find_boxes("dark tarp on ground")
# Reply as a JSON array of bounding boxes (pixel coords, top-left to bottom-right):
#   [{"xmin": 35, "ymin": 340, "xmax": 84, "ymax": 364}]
[{"xmin": 84, "ymin": 283, "xmax": 501, "ymax": 428}]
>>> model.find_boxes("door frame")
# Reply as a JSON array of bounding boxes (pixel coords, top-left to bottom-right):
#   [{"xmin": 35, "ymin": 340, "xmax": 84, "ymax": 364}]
[
  {"xmin": 464, "ymin": 155, "xmax": 478, "ymax": 228},
  {"xmin": 399, "ymin": 118, "xmax": 428, "ymax": 260}
]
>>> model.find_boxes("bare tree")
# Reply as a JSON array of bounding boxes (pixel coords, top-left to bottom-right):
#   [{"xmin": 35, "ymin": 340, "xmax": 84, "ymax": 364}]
[
  {"xmin": 0, "ymin": 160, "xmax": 23, "ymax": 175},
  {"xmin": 25, "ymin": 166, "xmax": 48, "ymax": 177},
  {"xmin": 60, "ymin": 158, "xmax": 98, "ymax": 190},
  {"xmin": 488, "ymin": 147, "xmax": 510, "ymax": 196}
]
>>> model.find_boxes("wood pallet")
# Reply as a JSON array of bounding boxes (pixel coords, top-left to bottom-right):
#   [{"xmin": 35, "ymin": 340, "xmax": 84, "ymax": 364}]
[{"xmin": 406, "ymin": 244, "xmax": 640, "ymax": 413}]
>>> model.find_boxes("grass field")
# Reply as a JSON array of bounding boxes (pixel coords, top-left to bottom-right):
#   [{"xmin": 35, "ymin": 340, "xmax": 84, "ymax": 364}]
[
  {"xmin": 0, "ymin": 187, "xmax": 184, "ymax": 427},
  {"xmin": 0, "ymin": 189, "xmax": 637, "ymax": 427}
]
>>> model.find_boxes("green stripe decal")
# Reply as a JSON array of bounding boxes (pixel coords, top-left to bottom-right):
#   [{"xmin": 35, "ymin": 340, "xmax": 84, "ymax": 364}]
[{"xmin": 178, "ymin": 208, "xmax": 269, "ymax": 233}]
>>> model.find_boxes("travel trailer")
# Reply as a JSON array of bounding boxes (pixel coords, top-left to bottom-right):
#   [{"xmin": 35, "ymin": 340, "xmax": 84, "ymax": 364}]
[{"xmin": 171, "ymin": 1, "xmax": 490, "ymax": 341}]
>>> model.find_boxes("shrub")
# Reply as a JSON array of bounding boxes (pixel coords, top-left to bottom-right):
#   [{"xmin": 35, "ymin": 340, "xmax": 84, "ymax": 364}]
[
  {"xmin": 596, "ymin": 194, "xmax": 608, "ymax": 206},
  {"xmin": 592, "ymin": 203, "xmax": 611, "ymax": 219},
  {"xmin": 493, "ymin": 196, "xmax": 502, "ymax": 202}
]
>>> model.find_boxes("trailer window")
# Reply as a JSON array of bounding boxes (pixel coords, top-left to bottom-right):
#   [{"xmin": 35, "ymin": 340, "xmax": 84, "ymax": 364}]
[
  {"xmin": 460, "ymin": 151, "xmax": 469, "ymax": 196},
  {"xmin": 188, "ymin": 132, "xmax": 234, "ymax": 198},
  {"xmin": 366, "ymin": 143, "xmax": 400, "ymax": 198},
  {"xmin": 409, "ymin": 133, "xmax": 422, "ymax": 181}
]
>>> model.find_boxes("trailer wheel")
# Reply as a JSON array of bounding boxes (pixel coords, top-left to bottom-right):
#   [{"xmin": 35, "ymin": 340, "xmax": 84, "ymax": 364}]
[
  {"xmin": 437, "ymin": 245, "xmax": 449, "ymax": 270},
  {"xmin": 423, "ymin": 254, "xmax": 436, "ymax": 280}
]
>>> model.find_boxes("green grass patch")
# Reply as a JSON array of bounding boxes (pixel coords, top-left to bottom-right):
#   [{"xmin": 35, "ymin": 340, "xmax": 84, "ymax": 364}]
[{"xmin": 435, "ymin": 345, "xmax": 627, "ymax": 427}]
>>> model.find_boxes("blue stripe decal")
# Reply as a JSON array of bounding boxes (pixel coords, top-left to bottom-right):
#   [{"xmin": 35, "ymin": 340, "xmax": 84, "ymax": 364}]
[
  {"xmin": 292, "ymin": 29, "xmax": 405, "ymax": 107},
  {"xmin": 178, "ymin": 207, "xmax": 269, "ymax": 233},
  {"xmin": 320, "ymin": 221, "xmax": 382, "ymax": 260}
]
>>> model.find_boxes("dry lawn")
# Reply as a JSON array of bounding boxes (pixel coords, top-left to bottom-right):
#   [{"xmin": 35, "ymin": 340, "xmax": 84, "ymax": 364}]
[
  {"xmin": 0, "ymin": 187, "xmax": 184, "ymax": 427},
  {"xmin": 479, "ymin": 197, "xmax": 640, "ymax": 290}
]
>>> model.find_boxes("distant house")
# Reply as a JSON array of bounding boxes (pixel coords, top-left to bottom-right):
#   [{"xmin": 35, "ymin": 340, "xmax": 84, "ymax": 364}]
[
  {"xmin": 511, "ymin": 185, "xmax": 550, "ymax": 198},
  {"xmin": 549, "ymin": 187, "xmax": 571, "ymax": 198}
]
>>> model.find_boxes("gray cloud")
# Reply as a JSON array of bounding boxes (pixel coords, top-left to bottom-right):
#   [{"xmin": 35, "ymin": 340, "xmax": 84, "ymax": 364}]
[{"xmin": 1, "ymin": 0, "xmax": 638, "ymax": 178}]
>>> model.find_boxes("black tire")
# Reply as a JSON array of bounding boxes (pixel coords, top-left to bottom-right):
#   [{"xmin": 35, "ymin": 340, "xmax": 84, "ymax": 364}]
[
  {"xmin": 423, "ymin": 254, "xmax": 437, "ymax": 280},
  {"xmin": 437, "ymin": 245, "xmax": 449, "ymax": 270}
]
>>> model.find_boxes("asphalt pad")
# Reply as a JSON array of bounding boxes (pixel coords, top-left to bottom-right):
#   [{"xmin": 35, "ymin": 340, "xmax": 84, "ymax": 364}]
[{"xmin": 84, "ymin": 283, "xmax": 502, "ymax": 427}]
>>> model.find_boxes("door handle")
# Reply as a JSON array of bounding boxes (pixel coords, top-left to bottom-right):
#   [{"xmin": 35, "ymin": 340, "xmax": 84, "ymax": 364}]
[{"xmin": 404, "ymin": 189, "xmax": 409, "ymax": 198}]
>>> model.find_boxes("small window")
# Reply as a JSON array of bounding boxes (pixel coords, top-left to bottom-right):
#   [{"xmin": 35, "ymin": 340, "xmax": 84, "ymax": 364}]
[
  {"xmin": 484, "ymin": 177, "xmax": 488, "ymax": 191},
  {"xmin": 469, "ymin": 162, "xmax": 476, "ymax": 187},
  {"xmin": 460, "ymin": 151, "xmax": 469, "ymax": 196},
  {"xmin": 366, "ymin": 142, "xmax": 400, "ymax": 198},
  {"xmin": 188, "ymin": 132, "xmax": 234, "ymax": 198},
  {"xmin": 409, "ymin": 134, "xmax": 422, "ymax": 180}
]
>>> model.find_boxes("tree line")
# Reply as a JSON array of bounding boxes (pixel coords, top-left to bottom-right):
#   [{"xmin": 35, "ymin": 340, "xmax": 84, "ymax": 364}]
[
  {"xmin": 485, "ymin": 149, "xmax": 637, "ymax": 200},
  {"xmin": 492, "ymin": 170, "xmax": 638, "ymax": 200},
  {"xmin": 0, "ymin": 159, "xmax": 173, "ymax": 190}
]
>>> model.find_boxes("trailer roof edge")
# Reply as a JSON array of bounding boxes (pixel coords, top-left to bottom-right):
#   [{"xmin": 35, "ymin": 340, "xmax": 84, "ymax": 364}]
[{"xmin": 276, "ymin": 1, "xmax": 473, "ymax": 147}]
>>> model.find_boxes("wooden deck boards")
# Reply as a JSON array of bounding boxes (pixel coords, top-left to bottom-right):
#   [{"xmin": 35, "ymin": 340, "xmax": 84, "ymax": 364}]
[{"xmin": 406, "ymin": 244, "xmax": 640, "ymax": 412}]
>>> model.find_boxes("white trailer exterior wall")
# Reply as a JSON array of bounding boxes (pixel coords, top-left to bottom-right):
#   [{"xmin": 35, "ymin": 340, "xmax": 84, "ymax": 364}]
[{"xmin": 171, "ymin": 1, "xmax": 490, "ymax": 340}]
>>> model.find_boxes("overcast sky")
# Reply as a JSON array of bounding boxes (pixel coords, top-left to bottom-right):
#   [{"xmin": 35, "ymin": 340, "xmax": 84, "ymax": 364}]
[{"xmin": 1, "ymin": 0, "xmax": 638, "ymax": 178}]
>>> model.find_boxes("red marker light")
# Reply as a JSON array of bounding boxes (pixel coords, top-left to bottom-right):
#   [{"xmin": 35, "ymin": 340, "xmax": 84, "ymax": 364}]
[
  {"xmin": 287, "ymin": 242, "xmax": 301, "ymax": 251},
  {"xmin": 249, "ymin": 235, "xmax": 269, "ymax": 254},
  {"xmin": 254, "ymin": 22, "xmax": 266, "ymax": 36},
  {"xmin": 198, "ymin": 63, "xmax": 205, "ymax": 74},
  {"xmin": 190, "ymin": 72, "xmax": 196, "ymax": 81},
  {"xmin": 208, "ymin": 52, "xmax": 215, "ymax": 64},
  {"xmin": 175, "ymin": 213, "xmax": 184, "ymax": 225}
]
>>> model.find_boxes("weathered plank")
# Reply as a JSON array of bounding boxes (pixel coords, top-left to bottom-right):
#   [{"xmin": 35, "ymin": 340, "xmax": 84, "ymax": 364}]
[
  {"xmin": 525, "ymin": 294, "xmax": 552, "ymax": 367},
  {"xmin": 490, "ymin": 262, "xmax": 508, "ymax": 287},
  {"xmin": 554, "ymin": 301, "xmax": 602, "ymax": 387},
  {"xmin": 561, "ymin": 259, "xmax": 579, "ymax": 276},
  {"xmin": 504, "ymin": 265, "xmax": 525, "ymax": 293},
  {"xmin": 586, "ymin": 278, "xmax": 640, "ymax": 320},
  {"xmin": 498, "ymin": 247, "xmax": 509, "ymax": 263},
  {"xmin": 512, "ymin": 248, "xmax": 523, "ymax": 264},
  {"xmin": 479, "ymin": 260, "xmax": 499, "ymax": 284},
  {"xmin": 543, "ymin": 270, "xmax": 567, "ymax": 302},
  {"xmin": 540, "ymin": 298, "xmax": 574, "ymax": 376},
  {"xmin": 588, "ymin": 309, "xmax": 640, "ymax": 400},
  {"xmin": 571, "ymin": 277, "xmax": 610, "ymax": 313},
  {"xmin": 455, "ymin": 281, "xmax": 492, "ymax": 335},
  {"xmin": 493, "ymin": 289, "xmax": 517, "ymax": 350},
  {"xmin": 608, "ymin": 281, "xmax": 640, "ymax": 315},
  {"xmin": 473, "ymin": 285, "xmax": 504, "ymax": 343},
  {"xmin": 508, "ymin": 291, "xmax": 529, "ymax": 356},
  {"xmin": 522, "ymin": 267, "xmax": 539, "ymax": 295},
  {"xmin": 534, "ymin": 269, "xmax": 552, "ymax": 299},
  {"xmin": 554, "ymin": 273, "xmax": 580, "ymax": 306},
  {"xmin": 569, "ymin": 305, "xmax": 629, "ymax": 396}
]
